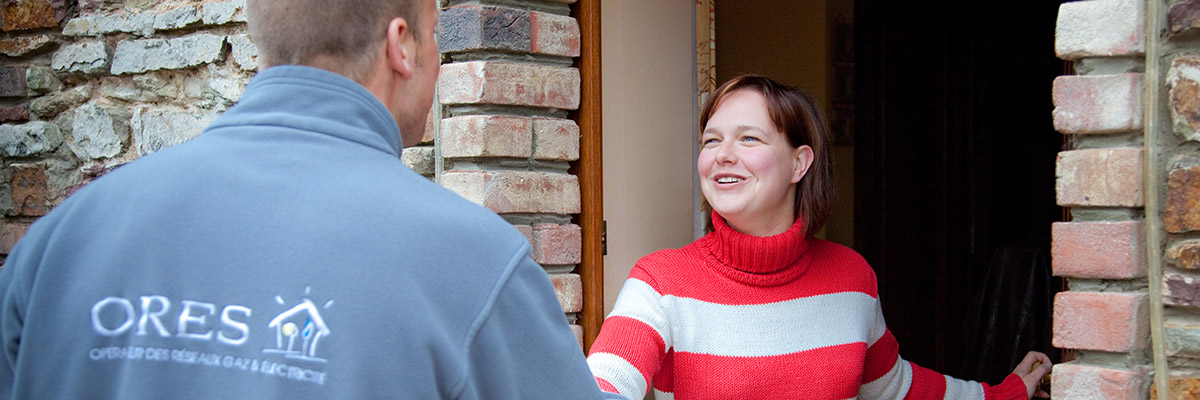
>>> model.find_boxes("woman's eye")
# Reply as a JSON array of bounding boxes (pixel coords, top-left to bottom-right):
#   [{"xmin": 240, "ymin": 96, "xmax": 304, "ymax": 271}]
[
  {"xmin": 742, "ymin": 136, "xmax": 760, "ymax": 142},
  {"xmin": 702, "ymin": 138, "xmax": 719, "ymax": 145}
]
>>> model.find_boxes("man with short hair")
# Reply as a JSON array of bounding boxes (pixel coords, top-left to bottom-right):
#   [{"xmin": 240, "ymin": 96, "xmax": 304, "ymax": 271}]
[{"xmin": 0, "ymin": 0, "xmax": 622, "ymax": 398}]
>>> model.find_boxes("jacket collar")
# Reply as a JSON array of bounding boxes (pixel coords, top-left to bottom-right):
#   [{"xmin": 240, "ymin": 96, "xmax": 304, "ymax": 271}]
[{"xmin": 209, "ymin": 65, "xmax": 405, "ymax": 157}]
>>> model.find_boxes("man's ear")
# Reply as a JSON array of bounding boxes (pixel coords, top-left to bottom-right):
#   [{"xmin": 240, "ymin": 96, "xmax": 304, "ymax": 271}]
[
  {"xmin": 792, "ymin": 145, "xmax": 815, "ymax": 183},
  {"xmin": 385, "ymin": 17, "xmax": 414, "ymax": 79}
]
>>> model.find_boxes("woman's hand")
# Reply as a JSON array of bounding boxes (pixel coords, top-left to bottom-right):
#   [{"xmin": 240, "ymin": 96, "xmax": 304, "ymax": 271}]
[{"xmin": 1010, "ymin": 351, "xmax": 1052, "ymax": 398}]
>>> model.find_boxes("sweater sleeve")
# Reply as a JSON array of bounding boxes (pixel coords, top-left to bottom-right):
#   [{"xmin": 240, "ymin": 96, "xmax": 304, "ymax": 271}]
[
  {"xmin": 0, "ymin": 259, "xmax": 18, "ymax": 400},
  {"xmin": 586, "ymin": 269, "xmax": 671, "ymax": 399},
  {"xmin": 0, "ymin": 224, "xmax": 44, "ymax": 400},
  {"xmin": 454, "ymin": 246, "xmax": 625, "ymax": 400},
  {"xmin": 0, "ymin": 234, "xmax": 37, "ymax": 400},
  {"xmin": 859, "ymin": 301, "xmax": 1027, "ymax": 400}
]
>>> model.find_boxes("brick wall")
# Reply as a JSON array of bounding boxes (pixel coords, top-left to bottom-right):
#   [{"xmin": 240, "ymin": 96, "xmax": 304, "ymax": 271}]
[
  {"xmin": 1053, "ymin": 0, "xmax": 1200, "ymax": 398},
  {"xmin": 435, "ymin": 0, "xmax": 585, "ymax": 345},
  {"xmin": 0, "ymin": 0, "xmax": 586, "ymax": 344}
]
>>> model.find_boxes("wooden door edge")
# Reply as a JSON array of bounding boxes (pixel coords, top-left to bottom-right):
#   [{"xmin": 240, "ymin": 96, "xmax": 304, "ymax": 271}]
[{"xmin": 571, "ymin": 0, "xmax": 603, "ymax": 354}]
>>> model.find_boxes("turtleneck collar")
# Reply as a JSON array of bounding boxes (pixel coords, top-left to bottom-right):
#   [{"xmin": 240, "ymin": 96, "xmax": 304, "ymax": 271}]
[{"xmin": 700, "ymin": 210, "xmax": 811, "ymax": 286}]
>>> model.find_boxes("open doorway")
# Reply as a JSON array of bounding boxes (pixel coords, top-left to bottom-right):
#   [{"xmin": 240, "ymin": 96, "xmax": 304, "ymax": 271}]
[
  {"xmin": 713, "ymin": 0, "xmax": 855, "ymax": 247},
  {"xmin": 712, "ymin": 0, "xmax": 1065, "ymax": 383}
]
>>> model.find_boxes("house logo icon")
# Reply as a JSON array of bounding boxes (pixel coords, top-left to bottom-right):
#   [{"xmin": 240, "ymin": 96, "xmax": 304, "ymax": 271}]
[{"xmin": 264, "ymin": 286, "xmax": 333, "ymax": 363}]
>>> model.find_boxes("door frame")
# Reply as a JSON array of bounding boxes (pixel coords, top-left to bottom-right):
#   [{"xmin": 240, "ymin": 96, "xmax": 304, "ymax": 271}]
[{"xmin": 572, "ymin": 0, "xmax": 604, "ymax": 352}]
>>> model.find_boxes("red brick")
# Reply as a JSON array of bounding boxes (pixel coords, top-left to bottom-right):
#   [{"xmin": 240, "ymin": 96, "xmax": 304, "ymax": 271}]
[
  {"xmin": 549, "ymin": 273, "xmax": 582, "ymax": 313},
  {"xmin": 432, "ymin": 5, "xmax": 578, "ymax": 59},
  {"xmin": 532, "ymin": 223, "xmax": 581, "ymax": 265},
  {"xmin": 440, "ymin": 115, "xmax": 532, "ymax": 158},
  {"xmin": 11, "ymin": 164, "xmax": 47, "ymax": 217},
  {"xmin": 1165, "ymin": 166, "xmax": 1200, "ymax": 233},
  {"xmin": 437, "ymin": 5, "xmax": 531, "ymax": 54},
  {"xmin": 1167, "ymin": 240, "xmax": 1200, "ymax": 270},
  {"xmin": 421, "ymin": 103, "xmax": 436, "ymax": 145},
  {"xmin": 1, "ymin": 222, "xmax": 29, "ymax": 255},
  {"xmin": 1055, "ymin": 0, "xmax": 1145, "ymax": 60},
  {"xmin": 570, "ymin": 324, "xmax": 583, "ymax": 349},
  {"xmin": 1056, "ymin": 148, "xmax": 1144, "ymax": 207},
  {"xmin": 533, "ymin": 117, "xmax": 579, "ymax": 161},
  {"xmin": 1164, "ymin": 272, "xmax": 1200, "ymax": 308},
  {"xmin": 1052, "ymin": 221, "xmax": 1146, "ymax": 279},
  {"xmin": 1053, "ymin": 291, "xmax": 1149, "ymax": 352},
  {"xmin": 441, "ymin": 170, "xmax": 580, "ymax": 214},
  {"xmin": 438, "ymin": 61, "xmax": 580, "ymax": 110},
  {"xmin": 1052, "ymin": 74, "xmax": 1143, "ymax": 134},
  {"xmin": 1, "ymin": 0, "xmax": 60, "ymax": 31},
  {"xmin": 1052, "ymin": 362, "xmax": 1151, "ymax": 400},
  {"xmin": 530, "ymin": 11, "xmax": 580, "ymax": 57},
  {"xmin": 514, "ymin": 224, "xmax": 534, "ymax": 248}
]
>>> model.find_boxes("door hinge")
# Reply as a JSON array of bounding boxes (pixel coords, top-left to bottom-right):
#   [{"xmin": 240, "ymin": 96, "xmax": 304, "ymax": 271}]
[{"xmin": 601, "ymin": 220, "xmax": 607, "ymax": 256}]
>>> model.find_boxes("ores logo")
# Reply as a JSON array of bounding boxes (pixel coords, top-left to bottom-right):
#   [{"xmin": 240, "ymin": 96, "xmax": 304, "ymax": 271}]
[
  {"xmin": 88, "ymin": 286, "xmax": 335, "ymax": 363},
  {"xmin": 264, "ymin": 286, "xmax": 333, "ymax": 363}
]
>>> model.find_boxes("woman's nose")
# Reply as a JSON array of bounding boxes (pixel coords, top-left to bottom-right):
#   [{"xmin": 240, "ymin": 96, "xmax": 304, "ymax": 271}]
[{"xmin": 714, "ymin": 141, "xmax": 736, "ymax": 164}]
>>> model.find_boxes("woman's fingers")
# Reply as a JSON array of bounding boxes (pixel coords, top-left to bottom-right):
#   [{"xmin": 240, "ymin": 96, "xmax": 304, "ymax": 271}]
[{"xmin": 1014, "ymin": 351, "xmax": 1053, "ymax": 399}]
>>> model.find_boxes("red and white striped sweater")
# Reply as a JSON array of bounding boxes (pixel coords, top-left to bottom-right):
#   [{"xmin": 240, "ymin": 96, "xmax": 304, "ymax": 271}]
[{"xmin": 587, "ymin": 213, "xmax": 1027, "ymax": 400}]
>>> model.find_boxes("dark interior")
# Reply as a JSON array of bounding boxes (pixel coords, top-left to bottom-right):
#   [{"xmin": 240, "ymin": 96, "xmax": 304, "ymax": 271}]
[{"xmin": 855, "ymin": 1, "xmax": 1067, "ymax": 381}]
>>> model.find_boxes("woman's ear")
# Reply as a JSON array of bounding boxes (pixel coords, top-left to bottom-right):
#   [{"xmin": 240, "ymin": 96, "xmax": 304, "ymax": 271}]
[
  {"xmin": 792, "ymin": 145, "xmax": 815, "ymax": 183},
  {"xmin": 385, "ymin": 17, "xmax": 414, "ymax": 79}
]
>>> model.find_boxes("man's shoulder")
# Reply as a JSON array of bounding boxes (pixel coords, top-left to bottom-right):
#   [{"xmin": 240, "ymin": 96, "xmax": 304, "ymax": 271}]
[{"xmin": 376, "ymin": 174, "xmax": 517, "ymax": 234}]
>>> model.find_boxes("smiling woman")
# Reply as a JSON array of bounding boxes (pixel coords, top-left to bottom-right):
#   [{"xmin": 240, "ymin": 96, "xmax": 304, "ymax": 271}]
[
  {"xmin": 585, "ymin": 75, "xmax": 1052, "ymax": 400},
  {"xmin": 698, "ymin": 76, "xmax": 825, "ymax": 238}
]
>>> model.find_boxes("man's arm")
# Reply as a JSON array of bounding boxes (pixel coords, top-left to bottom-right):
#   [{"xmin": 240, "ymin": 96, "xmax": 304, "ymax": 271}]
[
  {"xmin": 452, "ymin": 249, "xmax": 626, "ymax": 400},
  {"xmin": 0, "ymin": 240, "xmax": 33, "ymax": 400}
]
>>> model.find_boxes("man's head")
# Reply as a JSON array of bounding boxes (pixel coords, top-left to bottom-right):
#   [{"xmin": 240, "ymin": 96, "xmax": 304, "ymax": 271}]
[
  {"xmin": 247, "ymin": 0, "xmax": 440, "ymax": 147},
  {"xmin": 247, "ymin": 0, "xmax": 426, "ymax": 81}
]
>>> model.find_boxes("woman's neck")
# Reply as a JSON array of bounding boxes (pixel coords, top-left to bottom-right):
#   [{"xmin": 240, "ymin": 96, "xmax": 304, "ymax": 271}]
[{"xmin": 722, "ymin": 209, "xmax": 797, "ymax": 237}]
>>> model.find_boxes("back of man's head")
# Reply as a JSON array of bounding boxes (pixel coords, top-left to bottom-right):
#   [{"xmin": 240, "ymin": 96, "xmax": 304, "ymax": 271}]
[{"xmin": 246, "ymin": 0, "xmax": 425, "ymax": 82}]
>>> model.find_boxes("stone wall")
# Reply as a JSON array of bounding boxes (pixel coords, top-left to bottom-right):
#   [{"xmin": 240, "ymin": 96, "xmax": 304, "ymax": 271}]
[
  {"xmin": 1159, "ymin": 0, "xmax": 1200, "ymax": 397},
  {"xmin": 1052, "ymin": 0, "xmax": 1200, "ymax": 398},
  {"xmin": 0, "ymin": 0, "xmax": 259, "ymax": 261}
]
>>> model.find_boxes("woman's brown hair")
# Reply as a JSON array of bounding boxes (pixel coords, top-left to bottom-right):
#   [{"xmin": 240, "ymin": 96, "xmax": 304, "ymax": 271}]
[{"xmin": 699, "ymin": 75, "xmax": 834, "ymax": 237}]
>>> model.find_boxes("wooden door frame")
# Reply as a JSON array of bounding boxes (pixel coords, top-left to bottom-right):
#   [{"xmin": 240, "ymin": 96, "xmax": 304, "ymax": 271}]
[{"xmin": 571, "ymin": 0, "xmax": 604, "ymax": 352}]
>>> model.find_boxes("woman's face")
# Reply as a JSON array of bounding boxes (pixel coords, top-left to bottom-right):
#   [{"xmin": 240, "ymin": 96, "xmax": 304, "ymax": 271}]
[{"xmin": 699, "ymin": 89, "xmax": 813, "ymax": 237}]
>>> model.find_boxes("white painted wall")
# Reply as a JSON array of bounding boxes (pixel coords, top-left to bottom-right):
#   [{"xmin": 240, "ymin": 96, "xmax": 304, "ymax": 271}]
[{"xmin": 601, "ymin": 0, "xmax": 697, "ymax": 314}]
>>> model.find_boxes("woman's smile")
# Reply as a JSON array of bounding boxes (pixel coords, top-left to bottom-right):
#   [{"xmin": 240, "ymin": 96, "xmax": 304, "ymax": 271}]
[{"xmin": 698, "ymin": 89, "xmax": 811, "ymax": 237}]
